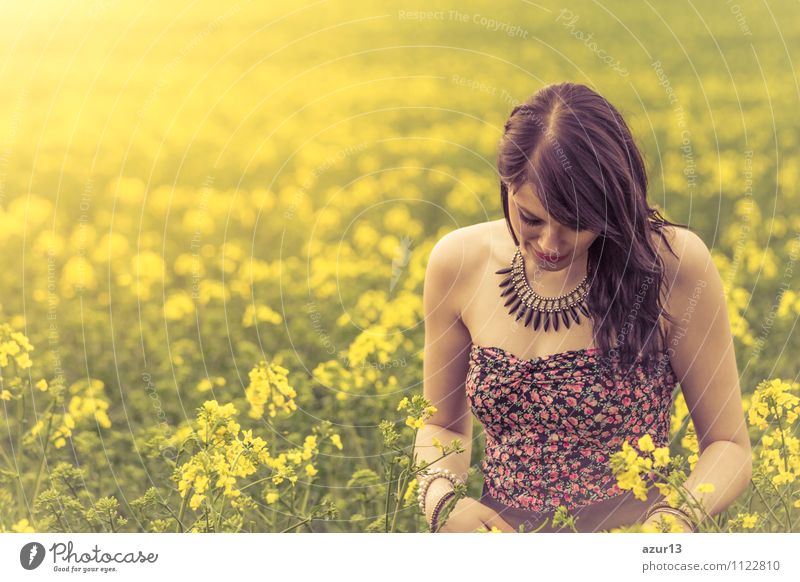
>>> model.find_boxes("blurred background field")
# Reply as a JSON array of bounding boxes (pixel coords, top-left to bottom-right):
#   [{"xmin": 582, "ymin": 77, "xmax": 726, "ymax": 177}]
[{"xmin": 0, "ymin": 0, "xmax": 798, "ymax": 532}]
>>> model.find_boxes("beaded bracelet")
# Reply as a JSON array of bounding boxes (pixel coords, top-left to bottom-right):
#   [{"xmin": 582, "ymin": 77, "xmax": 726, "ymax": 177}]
[
  {"xmin": 417, "ymin": 467, "xmax": 463, "ymax": 516},
  {"xmin": 644, "ymin": 500, "xmax": 698, "ymax": 532},
  {"xmin": 429, "ymin": 490, "xmax": 456, "ymax": 532}
]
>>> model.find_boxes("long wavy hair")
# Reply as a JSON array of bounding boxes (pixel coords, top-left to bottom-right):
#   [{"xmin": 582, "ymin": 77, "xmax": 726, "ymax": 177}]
[{"xmin": 497, "ymin": 82, "xmax": 691, "ymax": 372}]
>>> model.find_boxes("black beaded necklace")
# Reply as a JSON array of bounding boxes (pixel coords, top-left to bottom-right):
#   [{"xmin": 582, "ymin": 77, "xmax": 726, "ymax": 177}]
[{"xmin": 495, "ymin": 248, "xmax": 591, "ymax": 332}]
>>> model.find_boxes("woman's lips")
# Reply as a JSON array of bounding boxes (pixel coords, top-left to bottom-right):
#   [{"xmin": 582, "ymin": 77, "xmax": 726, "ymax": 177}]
[{"xmin": 534, "ymin": 251, "xmax": 565, "ymax": 263}]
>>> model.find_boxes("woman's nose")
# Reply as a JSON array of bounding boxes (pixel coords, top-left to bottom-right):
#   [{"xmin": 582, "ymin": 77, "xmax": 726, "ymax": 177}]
[{"xmin": 538, "ymin": 227, "xmax": 561, "ymax": 254}]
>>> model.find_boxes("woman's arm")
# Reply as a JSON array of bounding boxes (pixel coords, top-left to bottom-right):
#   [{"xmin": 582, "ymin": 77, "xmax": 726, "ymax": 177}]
[
  {"xmin": 653, "ymin": 228, "xmax": 753, "ymax": 529},
  {"xmin": 415, "ymin": 230, "xmax": 482, "ymax": 517},
  {"xmin": 413, "ymin": 230, "xmax": 475, "ymax": 522},
  {"xmin": 413, "ymin": 230, "xmax": 516, "ymax": 533}
]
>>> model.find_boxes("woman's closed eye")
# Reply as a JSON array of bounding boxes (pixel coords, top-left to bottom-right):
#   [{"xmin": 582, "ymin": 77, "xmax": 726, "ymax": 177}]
[
  {"xmin": 520, "ymin": 214, "xmax": 583, "ymax": 231},
  {"xmin": 520, "ymin": 215, "xmax": 543, "ymax": 227}
]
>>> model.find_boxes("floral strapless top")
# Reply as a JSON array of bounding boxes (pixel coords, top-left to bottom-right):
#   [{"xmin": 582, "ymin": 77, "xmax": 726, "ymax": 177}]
[{"xmin": 466, "ymin": 343, "xmax": 678, "ymax": 513}]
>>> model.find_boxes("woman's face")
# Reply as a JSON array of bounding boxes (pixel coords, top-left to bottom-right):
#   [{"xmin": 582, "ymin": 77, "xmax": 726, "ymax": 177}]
[{"xmin": 509, "ymin": 182, "xmax": 599, "ymax": 272}]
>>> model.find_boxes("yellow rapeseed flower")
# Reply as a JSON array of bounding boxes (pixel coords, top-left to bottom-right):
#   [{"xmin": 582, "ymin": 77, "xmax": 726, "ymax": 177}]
[
  {"xmin": 403, "ymin": 479, "xmax": 417, "ymax": 507},
  {"xmin": 11, "ymin": 518, "xmax": 35, "ymax": 533},
  {"xmin": 15, "ymin": 352, "xmax": 32, "ymax": 369},
  {"xmin": 245, "ymin": 360, "xmax": 298, "ymax": 419},
  {"xmin": 637, "ymin": 434, "xmax": 655, "ymax": 453},
  {"xmin": 738, "ymin": 512, "xmax": 759, "ymax": 529},
  {"xmin": 405, "ymin": 416, "xmax": 425, "ymax": 430},
  {"xmin": 772, "ymin": 468, "xmax": 795, "ymax": 486},
  {"xmin": 653, "ymin": 447, "xmax": 670, "ymax": 468},
  {"xmin": 303, "ymin": 435, "xmax": 317, "ymax": 451}
]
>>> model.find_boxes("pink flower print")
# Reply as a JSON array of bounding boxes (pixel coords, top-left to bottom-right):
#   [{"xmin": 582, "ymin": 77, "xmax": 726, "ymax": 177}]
[{"xmin": 465, "ymin": 344, "xmax": 676, "ymax": 512}]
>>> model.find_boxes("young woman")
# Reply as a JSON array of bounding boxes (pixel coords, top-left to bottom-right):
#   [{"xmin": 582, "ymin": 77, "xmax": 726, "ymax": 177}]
[{"xmin": 414, "ymin": 82, "xmax": 752, "ymax": 533}]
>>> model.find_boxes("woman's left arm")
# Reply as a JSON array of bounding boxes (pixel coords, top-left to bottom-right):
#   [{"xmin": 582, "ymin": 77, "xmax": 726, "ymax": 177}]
[{"xmin": 651, "ymin": 228, "xmax": 753, "ymax": 530}]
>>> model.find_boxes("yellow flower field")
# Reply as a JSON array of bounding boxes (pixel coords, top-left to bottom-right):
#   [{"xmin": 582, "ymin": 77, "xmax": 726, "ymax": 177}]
[{"xmin": 0, "ymin": 0, "xmax": 798, "ymax": 532}]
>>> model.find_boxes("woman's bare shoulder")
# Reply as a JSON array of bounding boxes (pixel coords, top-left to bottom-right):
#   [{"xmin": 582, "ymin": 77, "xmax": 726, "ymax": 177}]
[
  {"xmin": 651, "ymin": 223, "xmax": 704, "ymax": 286},
  {"xmin": 426, "ymin": 220, "xmax": 500, "ymax": 310},
  {"xmin": 428, "ymin": 220, "xmax": 497, "ymax": 275},
  {"xmin": 651, "ymin": 224, "xmax": 712, "ymax": 340}
]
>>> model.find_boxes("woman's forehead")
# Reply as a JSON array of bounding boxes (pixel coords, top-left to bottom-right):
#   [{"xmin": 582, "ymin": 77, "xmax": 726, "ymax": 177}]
[{"xmin": 511, "ymin": 183, "xmax": 550, "ymax": 214}]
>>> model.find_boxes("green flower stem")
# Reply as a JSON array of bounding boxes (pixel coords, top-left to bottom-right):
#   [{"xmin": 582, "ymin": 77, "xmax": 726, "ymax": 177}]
[
  {"xmin": 240, "ymin": 474, "xmax": 274, "ymax": 491},
  {"xmin": 249, "ymin": 502, "xmax": 273, "ymax": 527},
  {"xmin": 650, "ymin": 468, "xmax": 721, "ymax": 532},
  {"xmin": 762, "ymin": 475, "xmax": 792, "ymax": 531},
  {"xmin": 213, "ymin": 448, "xmax": 246, "ymax": 530},
  {"xmin": 157, "ymin": 499, "xmax": 185, "ymax": 532},
  {"xmin": 677, "ymin": 485, "xmax": 721, "ymax": 532},
  {"xmin": 388, "ymin": 430, "xmax": 415, "ymax": 533},
  {"xmin": 215, "ymin": 497, "xmax": 227, "ymax": 531},
  {"xmin": 13, "ymin": 388, "xmax": 25, "ymax": 514},
  {"xmin": 0, "ymin": 436, "xmax": 15, "ymax": 471},
  {"xmin": 280, "ymin": 516, "xmax": 311, "ymax": 533},
  {"xmin": 389, "ymin": 466, "xmax": 407, "ymax": 533},
  {"xmin": 383, "ymin": 461, "xmax": 394, "ymax": 532},
  {"xmin": 346, "ymin": 423, "xmax": 367, "ymax": 463},
  {"xmin": 750, "ymin": 478, "xmax": 783, "ymax": 530},
  {"xmin": 300, "ymin": 474, "xmax": 312, "ymax": 515},
  {"xmin": 176, "ymin": 489, "xmax": 189, "ymax": 532},
  {"xmin": 31, "ymin": 399, "xmax": 58, "ymax": 503},
  {"xmin": 771, "ymin": 404, "xmax": 790, "ymax": 473}
]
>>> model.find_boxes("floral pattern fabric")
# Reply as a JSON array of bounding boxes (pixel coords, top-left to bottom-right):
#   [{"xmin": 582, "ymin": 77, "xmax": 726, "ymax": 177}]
[{"xmin": 466, "ymin": 343, "xmax": 678, "ymax": 513}]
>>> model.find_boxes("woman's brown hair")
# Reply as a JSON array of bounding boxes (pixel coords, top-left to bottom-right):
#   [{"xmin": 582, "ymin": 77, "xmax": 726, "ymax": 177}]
[{"xmin": 497, "ymin": 82, "xmax": 691, "ymax": 371}]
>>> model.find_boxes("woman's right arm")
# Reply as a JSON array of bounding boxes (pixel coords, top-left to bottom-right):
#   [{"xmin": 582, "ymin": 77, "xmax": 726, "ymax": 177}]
[{"xmin": 414, "ymin": 230, "xmax": 515, "ymax": 532}]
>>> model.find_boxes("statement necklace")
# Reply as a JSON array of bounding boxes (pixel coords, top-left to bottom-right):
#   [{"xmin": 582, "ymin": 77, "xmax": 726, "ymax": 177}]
[{"xmin": 495, "ymin": 248, "xmax": 591, "ymax": 332}]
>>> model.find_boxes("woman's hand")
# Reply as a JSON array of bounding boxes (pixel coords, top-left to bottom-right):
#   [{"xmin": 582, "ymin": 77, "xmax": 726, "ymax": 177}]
[
  {"xmin": 434, "ymin": 497, "xmax": 517, "ymax": 533},
  {"xmin": 641, "ymin": 510, "xmax": 694, "ymax": 532}
]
